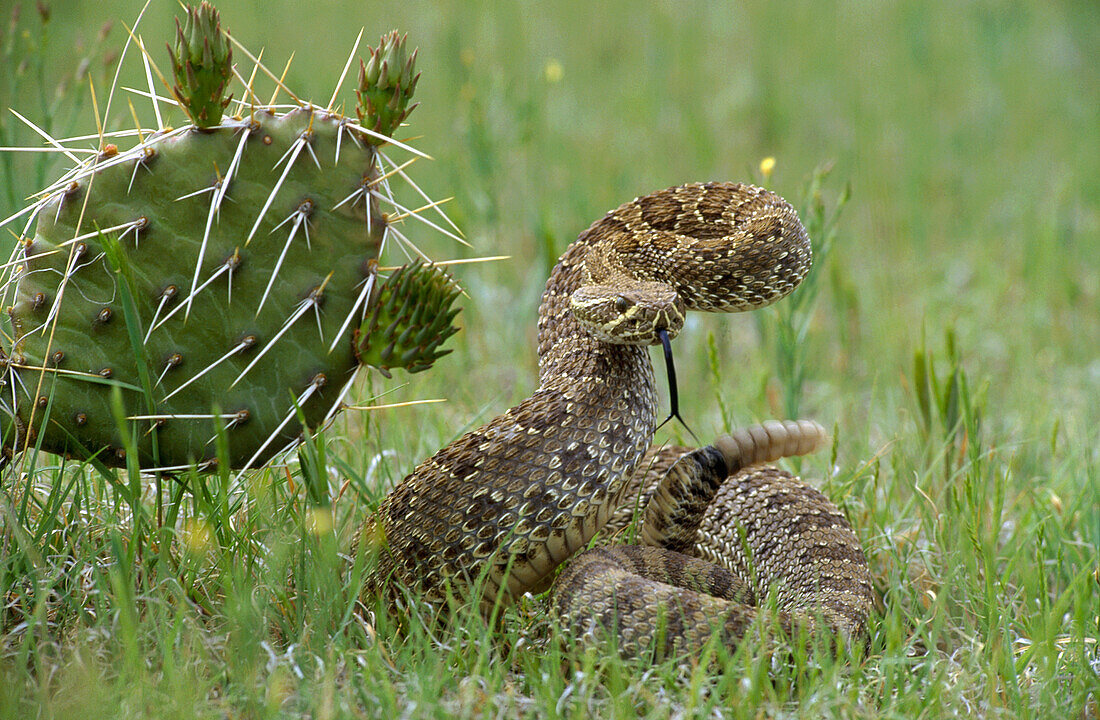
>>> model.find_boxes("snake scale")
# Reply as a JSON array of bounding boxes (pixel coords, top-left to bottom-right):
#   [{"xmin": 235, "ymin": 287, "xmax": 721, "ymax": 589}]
[{"xmin": 363, "ymin": 182, "xmax": 873, "ymax": 657}]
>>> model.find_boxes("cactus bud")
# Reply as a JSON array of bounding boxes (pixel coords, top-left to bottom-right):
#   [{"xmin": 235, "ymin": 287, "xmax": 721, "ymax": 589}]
[
  {"xmin": 356, "ymin": 30, "xmax": 420, "ymax": 143},
  {"xmin": 168, "ymin": 1, "xmax": 233, "ymax": 129},
  {"xmin": 355, "ymin": 262, "xmax": 461, "ymax": 377}
]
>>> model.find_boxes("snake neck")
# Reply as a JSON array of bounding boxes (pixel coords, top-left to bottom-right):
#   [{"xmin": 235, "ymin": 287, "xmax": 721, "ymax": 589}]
[
  {"xmin": 534, "ymin": 238, "xmax": 660, "ymax": 477},
  {"xmin": 535, "ymin": 238, "xmax": 655, "ymax": 397}
]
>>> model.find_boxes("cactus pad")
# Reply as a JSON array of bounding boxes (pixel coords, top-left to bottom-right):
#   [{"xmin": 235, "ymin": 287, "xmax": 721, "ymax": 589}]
[{"xmin": 0, "ymin": 9, "xmax": 461, "ymax": 470}]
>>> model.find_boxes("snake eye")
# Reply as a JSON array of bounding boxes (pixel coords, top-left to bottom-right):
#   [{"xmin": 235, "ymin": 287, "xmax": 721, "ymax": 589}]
[{"xmin": 614, "ymin": 295, "xmax": 632, "ymax": 313}]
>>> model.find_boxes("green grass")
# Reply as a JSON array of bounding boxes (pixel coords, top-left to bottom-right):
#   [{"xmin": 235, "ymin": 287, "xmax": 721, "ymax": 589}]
[{"xmin": 1, "ymin": 1, "xmax": 1098, "ymax": 718}]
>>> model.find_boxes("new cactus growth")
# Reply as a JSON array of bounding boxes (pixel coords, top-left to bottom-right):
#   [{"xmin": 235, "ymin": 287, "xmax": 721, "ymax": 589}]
[
  {"xmin": 356, "ymin": 261, "xmax": 461, "ymax": 378},
  {"xmin": 356, "ymin": 31, "xmax": 420, "ymax": 143},
  {"xmin": 0, "ymin": 6, "xmax": 462, "ymax": 470},
  {"xmin": 168, "ymin": 1, "xmax": 233, "ymax": 128}
]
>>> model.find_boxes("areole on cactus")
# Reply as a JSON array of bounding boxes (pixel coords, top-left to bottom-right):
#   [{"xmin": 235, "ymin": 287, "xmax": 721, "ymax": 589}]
[{"xmin": 0, "ymin": 4, "xmax": 463, "ymax": 470}]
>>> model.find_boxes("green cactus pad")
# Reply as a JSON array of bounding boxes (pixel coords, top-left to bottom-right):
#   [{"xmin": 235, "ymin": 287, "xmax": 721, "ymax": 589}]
[
  {"xmin": 355, "ymin": 261, "xmax": 461, "ymax": 378},
  {"xmin": 1, "ymin": 6, "xmax": 463, "ymax": 471},
  {"xmin": 5, "ymin": 108, "xmax": 385, "ymax": 468}
]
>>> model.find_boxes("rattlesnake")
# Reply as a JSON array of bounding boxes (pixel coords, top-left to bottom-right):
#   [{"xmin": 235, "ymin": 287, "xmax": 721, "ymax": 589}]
[{"xmin": 363, "ymin": 182, "xmax": 873, "ymax": 657}]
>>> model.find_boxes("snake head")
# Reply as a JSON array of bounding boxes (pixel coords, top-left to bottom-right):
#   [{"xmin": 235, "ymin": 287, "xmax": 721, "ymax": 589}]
[{"xmin": 570, "ymin": 281, "xmax": 686, "ymax": 345}]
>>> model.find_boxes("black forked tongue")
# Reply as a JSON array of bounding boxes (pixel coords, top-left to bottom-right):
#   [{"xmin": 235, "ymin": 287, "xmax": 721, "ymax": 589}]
[{"xmin": 655, "ymin": 328, "xmax": 699, "ymax": 442}]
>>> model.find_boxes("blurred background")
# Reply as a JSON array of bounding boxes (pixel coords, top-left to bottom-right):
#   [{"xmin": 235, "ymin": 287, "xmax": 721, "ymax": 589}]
[{"xmin": 3, "ymin": 0, "xmax": 1098, "ymax": 469}]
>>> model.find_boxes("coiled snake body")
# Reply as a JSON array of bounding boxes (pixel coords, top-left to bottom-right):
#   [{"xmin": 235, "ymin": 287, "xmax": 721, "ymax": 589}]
[{"xmin": 365, "ymin": 182, "xmax": 873, "ymax": 656}]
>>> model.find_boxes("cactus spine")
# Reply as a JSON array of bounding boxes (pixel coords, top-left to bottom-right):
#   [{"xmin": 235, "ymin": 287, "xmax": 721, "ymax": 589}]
[{"xmin": 0, "ymin": 6, "xmax": 461, "ymax": 469}]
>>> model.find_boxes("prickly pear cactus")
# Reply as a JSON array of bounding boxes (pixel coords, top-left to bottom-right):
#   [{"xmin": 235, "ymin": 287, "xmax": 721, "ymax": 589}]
[{"xmin": 0, "ymin": 4, "xmax": 461, "ymax": 469}]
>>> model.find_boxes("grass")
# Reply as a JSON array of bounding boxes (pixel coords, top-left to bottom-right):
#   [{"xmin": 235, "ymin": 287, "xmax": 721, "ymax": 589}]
[{"xmin": 1, "ymin": 1, "xmax": 1098, "ymax": 718}]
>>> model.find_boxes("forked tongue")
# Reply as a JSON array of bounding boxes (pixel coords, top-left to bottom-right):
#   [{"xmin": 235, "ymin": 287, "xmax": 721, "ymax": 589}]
[{"xmin": 654, "ymin": 328, "xmax": 698, "ymax": 442}]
